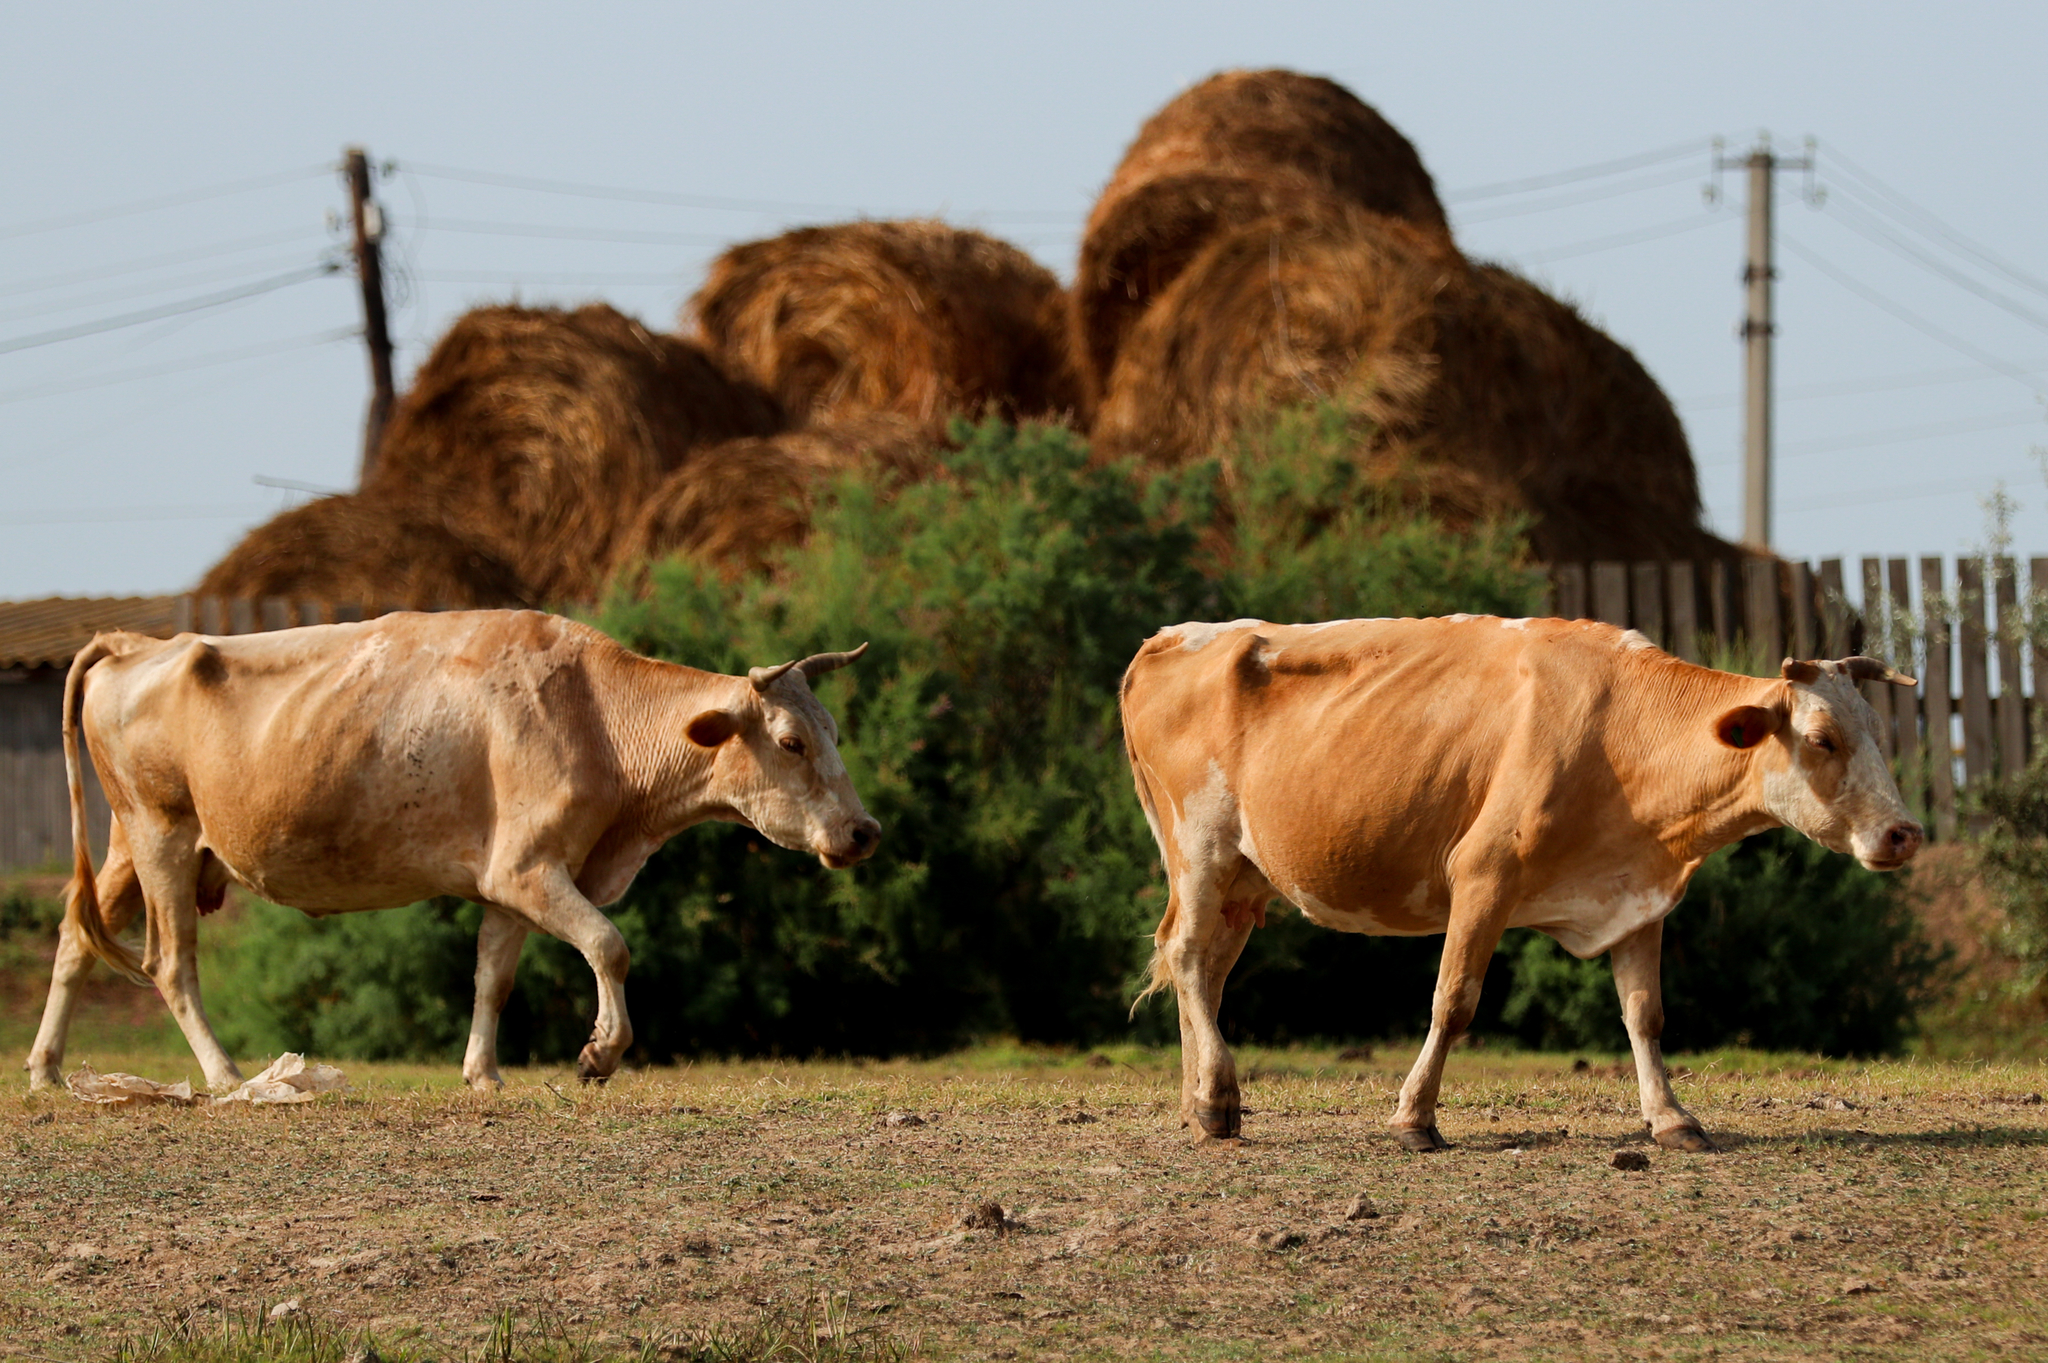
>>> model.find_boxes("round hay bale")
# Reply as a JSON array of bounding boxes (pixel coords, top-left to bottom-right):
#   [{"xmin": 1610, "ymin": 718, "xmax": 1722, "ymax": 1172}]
[
  {"xmin": 688, "ymin": 220, "xmax": 1084, "ymax": 427},
  {"xmin": 366, "ymin": 303, "xmax": 784, "ymax": 602},
  {"xmin": 196, "ymin": 493, "xmax": 532, "ymax": 609},
  {"xmin": 608, "ymin": 414, "xmax": 945, "ymax": 582},
  {"xmin": 1093, "ymin": 210, "xmax": 1717, "ymax": 563},
  {"xmin": 1073, "ymin": 69, "xmax": 1448, "ymax": 402}
]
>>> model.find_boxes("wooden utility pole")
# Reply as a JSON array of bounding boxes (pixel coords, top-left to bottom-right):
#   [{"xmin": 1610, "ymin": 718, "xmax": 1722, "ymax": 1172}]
[
  {"xmin": 345, "ymin": 147, "xmax": 395, "ymax": 484},
  {"xmin": 1716, "ymin": 137, "xmax": 1813, "ymax": 553}
]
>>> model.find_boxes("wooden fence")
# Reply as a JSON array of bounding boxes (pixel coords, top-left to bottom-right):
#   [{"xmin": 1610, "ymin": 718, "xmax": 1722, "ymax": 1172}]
[{"xmin": 1550, "ymin": 555, "xmax": 2048, "ymax": 842}]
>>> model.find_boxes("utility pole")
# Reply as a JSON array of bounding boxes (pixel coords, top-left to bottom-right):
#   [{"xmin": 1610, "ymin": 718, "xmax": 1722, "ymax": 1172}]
[
  {"xmin": 344, "ymin": 147, "xmax": 395, "ymax": 485},
  {"xmin": 1714, "ymin": 136, "xmax": 1813, "ymax": 553}
]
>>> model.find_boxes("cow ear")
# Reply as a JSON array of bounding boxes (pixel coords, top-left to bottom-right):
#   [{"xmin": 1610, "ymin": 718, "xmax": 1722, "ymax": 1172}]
[
  {"xmin": 685, "ymin": 710, "xmax": 740, "ymax": 748},
  {"xmin": 1780, "ymin": 658, "xmax": 1822, "ymax": 685},
  {"xmin": 1714, "ymin": 704, "xmax": 1782, "ymax": 750}
]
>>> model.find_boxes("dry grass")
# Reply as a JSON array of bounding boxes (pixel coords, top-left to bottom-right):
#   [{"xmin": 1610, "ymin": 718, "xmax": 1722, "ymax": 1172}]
[
  {"xmin": 6, "ymin": 1045, "xmax": 2045, "ymax": 1361},
  {"xmin": 688, "ymin": 221, "xmax": 1084, "ymax": 429}
]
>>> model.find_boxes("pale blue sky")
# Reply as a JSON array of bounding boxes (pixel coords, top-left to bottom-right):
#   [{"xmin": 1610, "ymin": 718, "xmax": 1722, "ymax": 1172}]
[{"xmin": 4, "ymin": 2, "xmax": 2045, "ymax": 599}]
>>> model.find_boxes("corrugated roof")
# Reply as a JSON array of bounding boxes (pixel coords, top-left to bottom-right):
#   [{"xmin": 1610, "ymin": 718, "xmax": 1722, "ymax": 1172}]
[{"xmin": 0, "ymin": 595, "xmax": 182, "ymax": 669}]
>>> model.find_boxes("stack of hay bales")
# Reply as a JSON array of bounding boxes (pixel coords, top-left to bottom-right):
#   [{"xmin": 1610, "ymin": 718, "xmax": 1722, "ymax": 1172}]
[
  {"xmin": 688, "ymin": 218, "xmax": 1083, "ymax": 427},
  {"xmin": 1079, "ymin": 68, "xmax": 1731, "ymax": 565}
]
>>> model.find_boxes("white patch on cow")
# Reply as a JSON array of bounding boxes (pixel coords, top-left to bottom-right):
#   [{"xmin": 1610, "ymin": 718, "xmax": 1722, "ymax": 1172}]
[
  {"xmin": 331, "ymin": 633, "xmax": 392, "ymax": 692},
  {"xmin": 1161, "ymin": 619, "xmax": 1266, "ymax": 653},
  {"xmin": 1512, "ymin": 881, "xmax": 1680, "ymax": 959},
  {"xmin": 1619, "ymin": 629, "xmax": 1656, "ymax": 651},
  {"xmin": 1403, "ymin": 881, "xmax": 1431, "ymax": 913},
  {"xmin": 1498, "ymin": 618, "xmax": 1533, "ymax": 631},
  {"xmin": 1288, "ymin": 884, "xmax": 1344, "ymax": 925},
  {"xmin": 1291, "ymin": 617, "xmax": 1392, "ymax": 632},
  {"xmin": 1175, "ymin": 761, "xmax": 1240, "ymax": 871},
  {"xmin": 1255, "ymin": 645, "xmax": 1286, "ymax": 667},
  {"xmin": 1444, "ymin": 613, "xmax": 1478, "ymax": 623}
]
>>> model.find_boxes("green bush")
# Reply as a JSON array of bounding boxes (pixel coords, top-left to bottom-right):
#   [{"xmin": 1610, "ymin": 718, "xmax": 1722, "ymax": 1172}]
[
  {"xmin": 209, "ymin": 412, "xmax": 1540, "ymax": 1061},
  {"xmin": 1496, "ymin": 828, "xmax": 1949, "ymax": 1057},
  {"xmin": 1970, "ymin": 758, "xmax": 2048, "ymax": 997}
]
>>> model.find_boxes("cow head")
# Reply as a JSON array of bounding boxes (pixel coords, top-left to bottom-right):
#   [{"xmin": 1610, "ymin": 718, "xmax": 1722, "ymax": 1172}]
[
  {"xmin": 1714, "ymin": 656, "xmax": 1923, "ymax": 871},
  {"xmin": 685, "ymin": 645, "xmax": 882, "ymax": 869}
]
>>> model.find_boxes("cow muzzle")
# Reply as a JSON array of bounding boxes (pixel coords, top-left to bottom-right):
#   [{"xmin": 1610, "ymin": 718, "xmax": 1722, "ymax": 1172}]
[
  {"xmin": 1857, "ymin": 819, "xmax": 1923, "ymax": 871},
  {"xmin": 819, "ymin": 816, "xmax": 882, "ymax": 870}
]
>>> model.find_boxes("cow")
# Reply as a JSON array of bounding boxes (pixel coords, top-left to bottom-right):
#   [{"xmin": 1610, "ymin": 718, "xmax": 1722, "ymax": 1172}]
[
  {"xmin": 1119, "ymin": 615, "xmax": 1922, "ymax": 1152},
  {"xmin": 26, "ymin": 610, "xmax": 881, "ymax": 1094}
]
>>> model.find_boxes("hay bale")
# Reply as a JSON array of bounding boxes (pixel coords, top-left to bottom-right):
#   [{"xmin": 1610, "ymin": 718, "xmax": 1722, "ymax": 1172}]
[
  {"xmin": 1092, "ymin": 209, "xmax": 1720, "ymax": 563},
  {"xmin": 1072, "ymin": 70, "xmax": 1448, "ymax": 403},
  {"xmin": 607, "ymin": 414, "xmax": 944, "ymax": 582},
  {"xmin": 366, "ymin": 303, "xmax": 784, "ymax": 602},
  {"xmin": 196, "ymin": 493, "xmax": 531, "ymax": 609},
  {"xmin": 688, "ymin": 220, "xmax": 1083, "ymax": 427}
]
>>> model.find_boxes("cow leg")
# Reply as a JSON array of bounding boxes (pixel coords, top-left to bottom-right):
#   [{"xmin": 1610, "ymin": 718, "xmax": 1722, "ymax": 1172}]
[
  {"xmin": 128, "ymin": 823, "xmax": 242, "ymax": 1092},
  {"xmin": 1612, "ymin": 919, "xmax": 1714, "ymax": 1152},
  {"xmin": 1391, "ymin": 883, "xmax": 1513, "ymax": 1152},
  {"xmin": 483, "ymin": 868, "xmax": 631, "ymax": 1082},
  {"xmin": 26, "ymin": 824, "xmax": 144, "ymax": 1090},
  {"xmin": 461, "ymin": 907, "xmax": 530, "ymax": 1092},
  {"xmin": 1160, "ymin": 878, "xmax": 1256, "ymax": 1140}
]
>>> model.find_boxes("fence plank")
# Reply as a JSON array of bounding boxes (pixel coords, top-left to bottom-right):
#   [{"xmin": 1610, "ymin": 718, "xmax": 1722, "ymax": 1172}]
[
  {"xmin": 1668, "ymin": 561, "xmax": 1699, "ymax": 661},
  {"xmin": 1817, "ymin": 559, "xmax": 1849, "ymax": 657},
  {"xmin": 1592, "ymin": 561, "xmax": 1629, "ymax": 628},
  {"xmin": 1788, "ymin": 562, "xmax": 1816, "ymax": 659},
  {"xmin": 1958, "ymin": 558, "xmax": 1993, "ymax": 788},
  {"xmin": 1554, "ymin": 564, "xmax": 1586, "ymax": 620},
  {"xmin": 1860, "ymin": 558, "xmax": 1895, "ymax": 761},
  {"xmin": 1708, "ymin": 559, "xmax": 1732, "ymax": 649},
  {"xmin": 1887, "ymin": 558, "xmax": 1919, "ymax": 793},
  {"xmin": 297, "ymin": 600, "xmax": 324, "ymax": 627},
  {"xmin": 2034, "ymin": 558, "xmax": 2048, "ymax": 759},
  {"xmin": 1922, "ymin": 557, "xmax": 1957, "ymax": 840},
  {"xmin": 1744, "ymin": 559, "xmax": 1781, "ymax": 663},
  {"xmin": 199, "ymin": 597, "xmax": 224, "ymax": 635},
  {"xmin": 1631, "ymin": 562, "xmax": 1665, "ymax": 648},
  {"xmin": 173, "ymin": 595, "xmax": 194, "ymax": 636},
  {"xmin": 259, "ymin": 597, "xmax": 291, "ymax": 632},
  {"xmin": 1996, "ymin": 557, "xmax": 2026, "ymax": 774}
]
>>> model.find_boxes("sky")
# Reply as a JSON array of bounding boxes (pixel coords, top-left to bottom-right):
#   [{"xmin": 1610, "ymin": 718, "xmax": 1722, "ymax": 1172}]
[{"xmin": 4, "ymin": 1, "xmax": 2046, "ymax": 601}]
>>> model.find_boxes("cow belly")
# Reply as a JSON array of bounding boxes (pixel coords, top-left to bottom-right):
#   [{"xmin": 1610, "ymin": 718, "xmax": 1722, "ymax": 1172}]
[{"xmin": 1509, "ymin": 881, "xmax": 1681, "ymax": 959}]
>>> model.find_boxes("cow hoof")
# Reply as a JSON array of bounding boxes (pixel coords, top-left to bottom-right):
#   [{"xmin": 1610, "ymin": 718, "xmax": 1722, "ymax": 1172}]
[
  {"xmin": 575, "ymin": 1046, "xmax": 614, "ymax": 1085},
  {"xmin": 1188, "ymin": 1105, "xmax": 1241, "ymax": 1140},
  {"xmin": 1395, "ymin": 1125, "xmax": 1451, "ymax": 1152},
  {"xmin": 1655, "ymin": 1124, "xmax": 1717, "ymax": 1153}
]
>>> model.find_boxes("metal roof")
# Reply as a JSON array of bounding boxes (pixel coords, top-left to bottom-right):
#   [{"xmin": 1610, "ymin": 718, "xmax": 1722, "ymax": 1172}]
[{"xmin": 0, "ymin": 595, "xmax": 182, "ymax": 670}]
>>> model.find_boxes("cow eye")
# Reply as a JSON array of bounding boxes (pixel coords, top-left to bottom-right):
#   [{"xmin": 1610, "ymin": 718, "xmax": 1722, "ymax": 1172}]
[
  {"xmin": 1806, "ymin": 732, "xmax": 1836, "ymax": 754},
  {"xmin": 778, "ymin": 736, "xmax": 806, "ymax": 757}
]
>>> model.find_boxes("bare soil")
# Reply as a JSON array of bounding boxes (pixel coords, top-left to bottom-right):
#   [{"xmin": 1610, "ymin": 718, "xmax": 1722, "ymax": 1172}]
[{"xmin": 4, "ymin": 1047, "xmax": 2046, "ymax": 1361}]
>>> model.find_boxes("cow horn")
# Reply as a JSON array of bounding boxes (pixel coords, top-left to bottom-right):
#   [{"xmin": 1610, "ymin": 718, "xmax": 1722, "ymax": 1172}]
[
  {"xmin": 1841, "ymin": 655, "xmax": 1918, "ymax": 687},
  {"xmin": 748, "ymin": 659, "xmax": 799, "ymax": 691},
  {"xmin": 1780, "ymin": 658, "xmax": 1822, "ymax": 685},
  {"xmin": 797, "ymin": 642, "xmax": 870, "ymax": 679}
]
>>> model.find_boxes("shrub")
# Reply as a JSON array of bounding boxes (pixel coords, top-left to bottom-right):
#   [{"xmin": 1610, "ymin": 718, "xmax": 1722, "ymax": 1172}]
[{"xmin": 1969, "ymin": 757, "xmax": 2048, "ymax": 997}]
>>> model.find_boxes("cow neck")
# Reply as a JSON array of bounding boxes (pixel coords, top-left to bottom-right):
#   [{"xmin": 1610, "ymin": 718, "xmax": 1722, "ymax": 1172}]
[
  {"xmin": 593, "ymin": 652, "xmax": 741, "ymax": 836},
  {"xmin": 1606, "ymin": 653, "xmax": 1786, "ymax": 866}
]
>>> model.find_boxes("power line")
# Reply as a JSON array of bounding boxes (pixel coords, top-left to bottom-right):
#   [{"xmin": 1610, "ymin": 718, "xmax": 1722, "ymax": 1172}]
[
  {"xmin": 0, "ymin": 327, "xmax": 358, "ymax": 405},
  {"xmin": 0, "ymin": 251, "xmax": 339, "ymax": 326},
  {"xmin": 0, "ymin": 225, "xmax": 327, "ymax": 300},
  {"xmin": 0, "ymin": 263, "xmax": 341, "ymax": 356},
  {"xmin": 1772, "ymin": 406, "xmax": 2045, "ymax": 460},
  {"xmin": 404, "ymin": 160, "xmax": 1081, "ymax": 223},
  {"xmin": 1442, "ymin": 139, "xmax": 1706, "ymax": 203},
  {"xmin": 415, "ymin": 269, "xmax": 690, "ymax": 286},
  {"xmin": 1453, "ymin": 163, "xmax": 1705, "ymax": 225},
  {"xmin": 425, "ymin": 217, "xmax": 742, "ymax": 247},
  {"xmin": 1822, "ymin": 143, "xmax": 2048, "ymax": 303},
  {"xmin": 1513, "ymin": 209, "xmax": 1727, "ymax": 265},
  {"xmin": 1821, "ymin": 189, "xmax": 2048, "ymax": 334},
  {"xmin": 1682, "ymin": 358, "xmax": 2048, "ymax": 410},
  {"xmin": 0, "ymin": 164, "xmax": 332, "ymax": 241},
  {"xmin": 0, "ymin": 502, "xmax": 276, "ymax": 528},
  {"xmin": 1781, "ymin": 469, "xmax": 2046, "ymax": 516},
  {"xmin": 1779, "ymin": 232, "xmax": 2042, "ymax": 390}
]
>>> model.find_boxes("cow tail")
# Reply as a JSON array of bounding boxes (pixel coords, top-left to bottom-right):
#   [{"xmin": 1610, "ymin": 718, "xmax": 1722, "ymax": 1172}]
[
  {"xmin": 1121, "ymin": 651, "xmax": 1176, "ymax": 1018},
  {"xmin": 62, "ymin": 636, "xmax": 149, "ymax": 986}
]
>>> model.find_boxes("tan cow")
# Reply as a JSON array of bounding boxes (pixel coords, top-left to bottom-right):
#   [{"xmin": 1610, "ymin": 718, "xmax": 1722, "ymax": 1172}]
[
  {"xmin": 1120, "ymin": 615, "xmax": 1921, "ymax": 1151},
  {"xmin": 26, "ymin": 610, "xmax": 881, "ymax": 1093}
]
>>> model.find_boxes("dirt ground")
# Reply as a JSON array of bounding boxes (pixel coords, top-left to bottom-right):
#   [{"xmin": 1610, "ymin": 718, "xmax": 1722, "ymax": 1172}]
[{"xmin": 4, "ymin": 1046, "xmax": 2046, "ymax": 1362}]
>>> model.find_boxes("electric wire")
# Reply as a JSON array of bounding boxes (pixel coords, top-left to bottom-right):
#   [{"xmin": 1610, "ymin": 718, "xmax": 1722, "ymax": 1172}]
[
  {"xmin": 1821, "ymin": 190, "xmax": 2048, "ymax": 334},
  {"xmin": 1822, "ymin": 143, "xmax": 2048, "ymax": 302},
  {"xmin": 0, "ymin": 502, "xmax": 277, "ymax": 528},
  {"xmin": 0, "ymin": 263, "xmax": 341, "ymax": 356},
  {"xmin": 0, "ymin": 252, "xmax": 345, "ymax": 326},
  {"xmin": 423, "ymin": 218, "xmax": 741, "ymax": 247},
  {"xmin": 1682, "ymin": 359, "xmax": 2048, "ymax": 411},
  {"xmin": 0, "ymin": 164, "xmax": 332, "ymax": 241},
  {"xmin": 1452, "ymin": 163, "xmax": 1706, "ymax": 225},
  {"xmin": 1442, "ymin": 139, "xmax": 1706, "ymax": 203},
  {"xmin": 0, "ymin": 327, "xmax": 358, "ymax": 406},
  {"xmin": 1779, "ymin": 233, "xmax": 2041, "ymax": 390},
  {"xmin": 1511, "ymin": 209, "xmax": 1728, "ymax": 265},
  {"xmin": 0, "ymin": 225, "xmax": 329, "ymax": 300}
]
